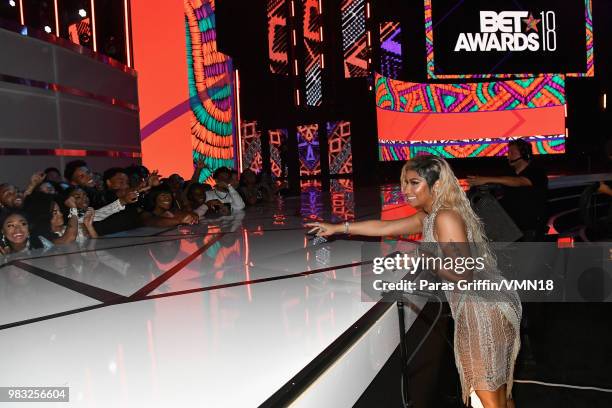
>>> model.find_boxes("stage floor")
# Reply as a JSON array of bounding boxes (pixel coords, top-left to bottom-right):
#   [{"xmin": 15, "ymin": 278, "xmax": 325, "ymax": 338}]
[{"xmin": 0, "ymin": 183, "xmax": 427, "ymax": 407}]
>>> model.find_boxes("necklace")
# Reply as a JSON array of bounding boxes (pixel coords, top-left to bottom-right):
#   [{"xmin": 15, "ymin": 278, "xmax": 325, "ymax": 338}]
[{"xmin": 214, "ymin": 189, "xmax": 229, "ymax": 200}]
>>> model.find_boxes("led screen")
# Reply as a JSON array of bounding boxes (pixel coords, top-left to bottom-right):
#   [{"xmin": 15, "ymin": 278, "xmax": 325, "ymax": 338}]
[
  {"xmin": 425, "ymin": 0, "xmax": 594, "ymax": 79},
  {"xmin": 268, "ymin": 0, "xmax": 290, "ymax": 75},
  {"xmin": 327, "ymin": 121, "xmax": 352, "ymax": 175},
  {"xmin": 376, "ymin": 72, "xmax": 566, "ymax": 160},
  {"xmin": 341, "ymin": 0, "xmax": 368, "ymax": 78},
  {"xmin": 297, "ymin": 124, "xmax": 321, "ymax": 176}
]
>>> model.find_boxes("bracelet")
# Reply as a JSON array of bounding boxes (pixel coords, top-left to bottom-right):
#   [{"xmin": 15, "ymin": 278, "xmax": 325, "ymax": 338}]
[
  {"xmin": 343, "ymin": 221, "xmax": 350, "ymax": 234},
  {"xmin": 68, "ymin": 208, "xmax": 78, "ymax": 218}
]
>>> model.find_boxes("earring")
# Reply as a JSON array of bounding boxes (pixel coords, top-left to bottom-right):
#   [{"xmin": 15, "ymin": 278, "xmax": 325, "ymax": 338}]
[{"xmin": 1, "ymin": 234, "xmax": 7, "ymax": 247}]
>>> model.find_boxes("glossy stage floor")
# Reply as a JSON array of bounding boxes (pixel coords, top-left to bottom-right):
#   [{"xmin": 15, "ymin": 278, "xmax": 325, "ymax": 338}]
[
  {"xmin": 0, "ymin": 181, "xmax": 430, "ymax": 407},
  {"xmin": 4, "ymin": 179, "xmax": 612, "ymax": 408}
]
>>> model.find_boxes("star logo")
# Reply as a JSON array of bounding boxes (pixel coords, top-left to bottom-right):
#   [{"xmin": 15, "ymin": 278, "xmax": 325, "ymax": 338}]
[{"xmin": 523, "ymin": 13, "xmax": 541, "ymax": 32}]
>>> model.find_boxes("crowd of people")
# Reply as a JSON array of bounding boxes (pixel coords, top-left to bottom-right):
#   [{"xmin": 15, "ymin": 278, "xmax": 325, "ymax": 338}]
[{"xmin": 0, "ymin": 159, "xmax": 277, "ymax": 256}]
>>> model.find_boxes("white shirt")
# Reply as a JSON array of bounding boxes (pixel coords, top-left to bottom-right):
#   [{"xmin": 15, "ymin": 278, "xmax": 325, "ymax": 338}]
[
  {"xmin": 93, "ymin": 199, "xmax": 126, "ymax": 222},
  {"xmin": 205, "ymin": 185, "xmax": 245, "ymax": 211}
]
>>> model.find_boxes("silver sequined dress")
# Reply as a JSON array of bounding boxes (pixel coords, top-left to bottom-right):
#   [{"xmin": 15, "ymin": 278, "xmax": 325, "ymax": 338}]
[{"xmin": 421, "ymin": 210, "xmax": 522, "ymax": 403}]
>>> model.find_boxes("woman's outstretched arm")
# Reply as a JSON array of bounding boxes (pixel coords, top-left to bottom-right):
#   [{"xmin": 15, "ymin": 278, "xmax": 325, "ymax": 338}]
[{"xmin": 305, "ymin": 212, "xmax": 426, "ymax": 237}]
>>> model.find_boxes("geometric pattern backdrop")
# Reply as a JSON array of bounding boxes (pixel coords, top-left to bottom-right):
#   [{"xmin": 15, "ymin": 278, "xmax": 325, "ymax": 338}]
[
  {"xmin": 341, "ymin": 0, "xmax": 368, "ymax": 78},
  {"xmin": 185, "ymin": 0, "xmax": 235, "ymax": 183},
  {"xmin": 269, "ymin": 128, "xmax": 288, "ymax": 178},
  {"xmin": 241, "ymin": 120, "xmax": 263, "ymax": 173},
  {"xmin": 376, "ymin": 73, "xmax": 567, "ymax": 160},
  {"xmin": 326, "ymin": 121, "xmax": 353, "ymax": 175},
  {"xmin": 375, "ymin": 73, "xmax": 566, "ymax": 113},
  {"xmin": 424, "ymin": 0, "xmax": 594, "ymax": 79},
  {"xmin": 379, "ymin": 22, "xmax": 402, "ymax": 79},
  {"xmin": 297, "ymin": 124, "xmax": 321, "ymax": 176},
  {"xmin": 267, "ymin": 0, "xmax": 290, "ymax": 75},
  {"xmin": 302, "ymin": 0, "xmax": 323, "ymax": 106},
  {"xmin": 379, "ymin": 136, "xmax": 566, "ymax": 160},
  {"xmin": 300, "ymin": 179, "xmax": 323, "ymax": 220},
  {"xmin": 331, "ymin": 179, "xmax": 355, "ymax": 222}
]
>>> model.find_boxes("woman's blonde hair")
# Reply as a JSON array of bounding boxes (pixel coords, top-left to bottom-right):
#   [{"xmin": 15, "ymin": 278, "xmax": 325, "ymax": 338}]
[{"xmin": 401, "ymin": 155, "xmax": 495, "ymax": 263}]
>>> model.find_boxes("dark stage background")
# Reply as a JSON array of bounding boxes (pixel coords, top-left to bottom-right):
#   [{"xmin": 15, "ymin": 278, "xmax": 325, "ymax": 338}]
[{"xmin": 216, "ymin": 0, "xmax": 612, "ymax": 190}]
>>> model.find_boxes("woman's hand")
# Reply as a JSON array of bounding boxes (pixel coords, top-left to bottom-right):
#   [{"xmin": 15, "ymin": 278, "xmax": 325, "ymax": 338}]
[
  {"xmin": 83, "ymin": 207, "xmax": 95, "ymax": 227},
  {"xmin": 305, "ymin": 221, "xmax": 340, "ymax": 237}
]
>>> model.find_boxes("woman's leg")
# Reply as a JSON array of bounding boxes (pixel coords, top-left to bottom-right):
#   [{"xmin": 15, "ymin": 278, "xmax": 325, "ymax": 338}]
[{"xmin": 474, "ymin": 384, "xmax": 507, "ymax": 408}]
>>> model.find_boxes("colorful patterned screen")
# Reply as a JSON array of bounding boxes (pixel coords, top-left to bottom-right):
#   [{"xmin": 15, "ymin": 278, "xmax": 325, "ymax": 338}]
[
  {"xmin": 302, "ymin": 0, "xmax": 323, "ymax": 106},
  {"xmin": 297, "ymin": 124, "xmax": 321, "ymax": 176},
  {"xmin": 185, "ymin": 0, "xmax": 236, "ymax": 183},
  {"xmin": 341, "ymin": 0, "xmax": 368, "ymax": 78},
  {"xmin": 269, "ymin": 128, "xmax": 288, "ymax": 178},
  {"xmin": 376, "ymin": 73, "xmax": 566, "ymax": 160},
  {"xmin": 424, "ymin": 0, "xmax": 594, "ymax": 79},
  {"xmin": 326, "ymin": 121, "xmax": 353, "ymax": 175},
  {"xmin": 241, "ymin": 120, "xmax": 263, "ymax": 173},
  {"xmin": 379, "ymin": 22, "xmax": 402, "ymax": 79},
  {"xmin": 300, "ymin": 180, "xmax": 323, "ymax": 220},
  {"xmin": 268, "ymin": 0, "xmax": 290, "ymax": 75},
  {"xmin": 331, "ymin": 179, "xmax": 355, "ymax": 222}
]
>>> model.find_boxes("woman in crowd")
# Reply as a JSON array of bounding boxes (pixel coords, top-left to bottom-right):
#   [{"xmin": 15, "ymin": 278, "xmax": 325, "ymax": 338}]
[
  {"xmin": 62, "ymin": 186, "xmax": 98, "ymax": 241},
  {"xmin": 0, "ymin": 210, "xmax": 51, "ymax": 255},
  {"xmin": 23, "ymin": 192, "xmax": 80, "ymax": 245},
  {"xmin": 141, "ymin": 186, "xmax": 199, "ymax": 227},
  {"xmin": 306, "ymin": 155, "xmax": 522, "ymax": 408}
]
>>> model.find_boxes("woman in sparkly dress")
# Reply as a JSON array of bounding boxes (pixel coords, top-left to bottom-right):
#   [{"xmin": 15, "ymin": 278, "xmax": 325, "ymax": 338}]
[{"xmin": 306, "ymin": 155, "xmax": 521, "ymax": 408}]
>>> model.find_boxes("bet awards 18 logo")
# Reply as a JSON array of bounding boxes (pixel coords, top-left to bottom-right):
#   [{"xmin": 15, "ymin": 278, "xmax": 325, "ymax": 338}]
[{"xmin": 454, "ymin": 11, "xmax": 557, "ymax": 52}]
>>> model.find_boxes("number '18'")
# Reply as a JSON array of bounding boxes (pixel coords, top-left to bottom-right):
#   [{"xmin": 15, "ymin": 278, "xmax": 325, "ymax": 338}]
[{"xmin": 540, "ymin": 11, "xmax": 557, "ymax": 51}]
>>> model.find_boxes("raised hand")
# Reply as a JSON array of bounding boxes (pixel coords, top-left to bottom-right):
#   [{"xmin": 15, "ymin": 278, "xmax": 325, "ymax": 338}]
[
  {"xmin": 29, "ymin": 171, "xmax": 46, "ymax": 186},
  {"xmin": 117, "ymin": 189, "xmax": 139, "ymax": 205},
  {"xmin": 195, "ymin": 159, "xmax": 207, "ymax": 170},
  {"xmin": 83, "ymin": 207, "xmax": 95, "ymax": 227},
  {"xmin": 147, "ymin": 170, "xmax": 161, "ymax": 188}
]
